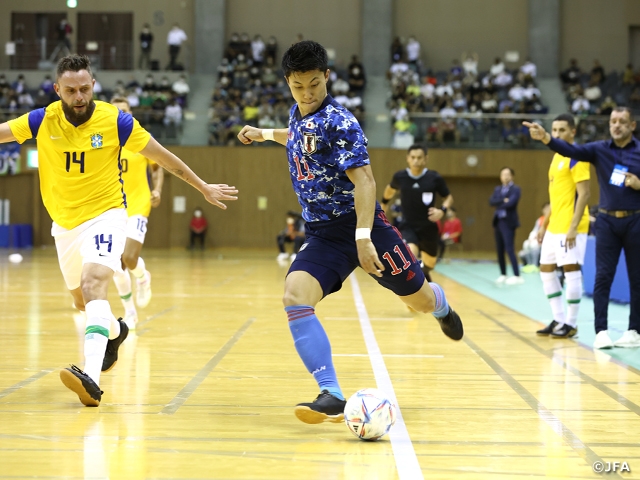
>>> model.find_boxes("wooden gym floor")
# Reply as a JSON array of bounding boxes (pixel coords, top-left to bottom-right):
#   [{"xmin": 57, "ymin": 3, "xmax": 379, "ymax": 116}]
[{"xmin": 0, "ymin": 249, "xmax": 639, "ymax": 479}]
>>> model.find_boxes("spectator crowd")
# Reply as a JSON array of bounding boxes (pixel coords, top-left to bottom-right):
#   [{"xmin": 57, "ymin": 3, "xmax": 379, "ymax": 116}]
[{"xmin": 208, "ymin": 33, "xmax": 366, "ymax": 146}]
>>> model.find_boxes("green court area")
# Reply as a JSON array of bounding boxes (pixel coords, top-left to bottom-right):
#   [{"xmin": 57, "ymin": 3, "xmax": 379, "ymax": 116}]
[{"xmin": 435, "ymin": 260, "xmax": 640, "ymax": 370}]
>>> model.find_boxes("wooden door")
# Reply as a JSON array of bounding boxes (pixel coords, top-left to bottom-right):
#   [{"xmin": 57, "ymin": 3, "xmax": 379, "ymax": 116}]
[
  {"xmin": 11, "ymin": 13, "xmax": 67, "ymax": 70},
  {"xmin": 76, "ymin": 13, "xmax": 133, "ymax": 70}
]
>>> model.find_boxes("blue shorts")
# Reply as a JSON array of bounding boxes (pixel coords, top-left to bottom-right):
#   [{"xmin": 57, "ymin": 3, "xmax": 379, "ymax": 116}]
[{"xmin": 288, "ymin": 209, "xmax": 425, "ymax": 298}]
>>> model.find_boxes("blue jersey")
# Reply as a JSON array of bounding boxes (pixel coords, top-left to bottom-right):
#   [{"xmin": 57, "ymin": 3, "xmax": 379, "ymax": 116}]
[{"xmin": 286, "ymin": 95, "xmax": 369, "ymax": 222}]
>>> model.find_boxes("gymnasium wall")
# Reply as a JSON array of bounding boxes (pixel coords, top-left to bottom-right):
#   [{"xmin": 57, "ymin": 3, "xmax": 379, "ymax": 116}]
[
  {"xmin": 393, "ymin": 0, "xmax": 530, "ymax": 72},
  {"xmin": 561, "ymin": 0, "xmax": 640, "ymax": 71},
  {"xmin": 0, "ymin": 0, "xmax": 194, "ymax": 71},
  {"xmin": 0, "ymin": 147, "xmax": 599, "ymax": 253},
  {"xmin": 224, "ymin": 0, "xmax": 363, "ymax": 68}
]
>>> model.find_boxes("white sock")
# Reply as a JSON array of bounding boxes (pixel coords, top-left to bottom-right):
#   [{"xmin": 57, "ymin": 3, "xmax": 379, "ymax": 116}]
[
  {"xmin": 113, "ymin": 268, "xmax": 136, "ymax": 313},
  {"xmin": 83, "ymin": 300, "xmax": 113, "ymax": 385},
  {"xmin": 564, "ymin": 270, "xmax": 583, "ymax": 327},
  {"xmin": 130, "ymin": 257, "xmax": 146, "ymax": 279},
  {"xmin": 540, "ymin": 271, "xmax": 566, "ymax": 325}
]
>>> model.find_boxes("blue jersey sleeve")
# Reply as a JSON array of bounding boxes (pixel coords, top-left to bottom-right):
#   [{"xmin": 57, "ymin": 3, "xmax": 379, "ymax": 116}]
[
  {"xmin": 547, "ymin": 137, "xmax": 599, "ymax": 164},
  {"xmin": 327, "ymin": 112, "xmax": 369, "ymax": 171}
]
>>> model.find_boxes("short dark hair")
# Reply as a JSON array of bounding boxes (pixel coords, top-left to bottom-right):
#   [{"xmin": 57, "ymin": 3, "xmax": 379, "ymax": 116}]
[
  {"xmin": 553, "ymin": 113, "xmax": 576, "ymax": 128},
  {"xmin": 281, "ymin": 40, "xmax": 328, "ymax": 78},
  {"xmin": 56, "ymin": 54, "xmax": 93, "ymax": 80},
  {"xmin": 500, "ymin": 166, "xmax": 514, "ymax": 175},
  {"xmin": 407, "ymin": 144, "xmax": 427, "ymax": 155},
  {"xmin": 612, "ymin": 106, "xmax": 634, "ymax": 122}
]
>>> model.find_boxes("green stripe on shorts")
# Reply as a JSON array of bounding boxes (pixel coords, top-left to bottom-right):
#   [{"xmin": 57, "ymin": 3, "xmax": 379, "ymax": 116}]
[{"xmin": 85, "ymin": 325, "xmax": 109, "ymax": 337}]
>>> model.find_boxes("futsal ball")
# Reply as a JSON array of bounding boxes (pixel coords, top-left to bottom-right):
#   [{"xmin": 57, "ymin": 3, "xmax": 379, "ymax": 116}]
[
  {"xmin": 344, "ymin": 388, "xmax": 397, "ymax": 441},
  {"xmin": 8, "ymin": 253, "xmax": 23, "ymax": 264}
]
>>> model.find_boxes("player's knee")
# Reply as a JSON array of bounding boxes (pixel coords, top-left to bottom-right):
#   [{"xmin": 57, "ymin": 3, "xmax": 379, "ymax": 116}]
[{"xmin": 282, "ymin": 290, "xmax": 301, "ymax": 307}]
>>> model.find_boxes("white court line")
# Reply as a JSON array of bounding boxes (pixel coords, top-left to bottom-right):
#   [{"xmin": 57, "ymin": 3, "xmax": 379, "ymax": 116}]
[
  {"xmin": 325, "ymin": 316, "xmax": 414, "ymax": 321},
  {"xmin": 349, "ymin": 274, "xmax": 424, "ymax": 480},
  {"xmin": 334, "ymin": 354, "xmax": 443, "ymax": 358}
]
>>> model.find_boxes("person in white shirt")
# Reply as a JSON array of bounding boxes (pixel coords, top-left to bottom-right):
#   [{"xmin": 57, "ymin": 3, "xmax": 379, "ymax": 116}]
[
  {"xmin": 331, "ymin": 77, "xmax": 350, "ymax": 95},
  {"xmin": 435, "ymin": 82, "xmax": 454, "ymax": 99},
  {"xmin": 490, "ymin": 57, "xmax": 505, "ymax": 77},
  {"xmin": 493, "ymin": 71, "xmax": 513, "ymax": 87},
  {"xmin": 389, "ymin": 58, "xmax": 409, "ymax": 77},
  {"xmin": 172, "ymin": 75, "xmax": 190, "ymax": 96},
  {"xmin": 509, "ymin": 83, "xmax": 525, "ymax": 102},
  {"xmin": 251, "ymin": 35, "xmax": 265, "ymax": 65},
  {"xmin": 461, "ymin": 52, "xmax": 479, "ymax": 76},
  {"xmin": 167, "ymin": 23, "xmax": 188, "ymax": 70},
  {"xmin": 523, "ymin": 83, "xmax": 541, "ymax": 100},
  {"xmin": 584, "ymin": 81, "xmax": 602, "ymax": 103},
  {"xmin": 420, "ymin": 81, "xmax": 435, "ymax": 99},
  {"xmin": 519, "ymin": 59, "xmax": 537, "ymax": 81},
  {"xmin": 164, "ymin": 99, "xmax": 183, "ymax": 127},
  {"xmin": 571, "ymin": 96, "xmax": 590, "ymax": 114},
  {"xmin": 406, "ymin": 36, "xmax": 421, "ymax": 65}
]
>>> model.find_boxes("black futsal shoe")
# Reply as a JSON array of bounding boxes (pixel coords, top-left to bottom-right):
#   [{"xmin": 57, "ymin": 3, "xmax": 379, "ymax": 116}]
[
  {"xmin": 294, "ymin": 390, "xmax": 347, "ymax": 424},
  {"xmin": 536, "ymin": 320, "xmax": 559, "ymax": 336},
  {"xmin": 551, "ymin": 324, "xmax": 577, "ymax": 339},
  {"xmin": 436, "ymin": 307, "xmax": 464, "ymax": 340},
  {"xmin": 60, "ymin": 364, "xmax": 103, "ymax": 407},
  {"xmin": 102, "ymin": 319, "xmax": 129, "ymax": 372}
]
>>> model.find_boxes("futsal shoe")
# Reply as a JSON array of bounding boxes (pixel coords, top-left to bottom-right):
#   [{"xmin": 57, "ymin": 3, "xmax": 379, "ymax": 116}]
[
  {"xmin": 505, "ymin": 276, "xmax": 524, "ymax": 285},
  {"xmin": 593, "ymin": 330, "xmax": 614, "ymax": 349},
  {"xmin": 102, "ymin": 319, "xmax": 129, "ymax": 372},
  {"xmin": 551, "ymin": 324, "xmax": 577, "ymax": 338},
  {"xmin": 495, "ymin": 275, "xmax": 507, "ymax": 284},
  {"xmin": 436, "ymin": 307, "xmax": 464, "ymax": 340},
  {"xmin": 123, "ymin": 310, "xmax": 138, "ymax": 330},
  {"xmin": 60, "ymin": 365, "xmax": 103, "ymax": 407},
  {"xmin": 613, "ymin": 330, "xmax": 640, "ymax": 348},
  {"xmin": 136, "ymin": 271, "xmax": 152, "ymax": 308},
  {"xmin": 294, "ymin": 390, "xmax": 347, "ymax": 424},
  {"xmin": 536, "ymin": 320, "xmax": 559, "ymax": 336}
]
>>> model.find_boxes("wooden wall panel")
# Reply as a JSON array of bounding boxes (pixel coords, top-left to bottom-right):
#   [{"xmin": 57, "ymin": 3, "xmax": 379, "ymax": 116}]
[{"xmin": 2, "ymin": 147, "xmax": 602, "ymax": 253}]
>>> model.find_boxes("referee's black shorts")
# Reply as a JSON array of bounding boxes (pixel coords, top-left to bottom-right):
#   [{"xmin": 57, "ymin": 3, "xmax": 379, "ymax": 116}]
[{"xmin": 399, "ymin": 222, "xmax": 440, "ymax": 257}]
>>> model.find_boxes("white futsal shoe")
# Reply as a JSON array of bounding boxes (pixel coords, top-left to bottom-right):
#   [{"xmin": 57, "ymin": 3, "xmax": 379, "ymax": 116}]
[
  {"xmin": 593, "ymin": 330, "xmax": 614, "ymax": 349},
  {"xmin": 505, "ymin": 276, "xmax": 524, "ymax": 285},
  {"xmin": 613, "ymin": 330, "xmax": 640, "ymax": 348},
  {"xmin": 136, "ymin": 271, "xmax": 152, "ymax": 308},
  {"xmin": 123, "ymin": 310, "xmax": 138, "ymax": 330},
  {"xmin": 495, "ymin": 275, "xmax": 507, "ymax": 284}
]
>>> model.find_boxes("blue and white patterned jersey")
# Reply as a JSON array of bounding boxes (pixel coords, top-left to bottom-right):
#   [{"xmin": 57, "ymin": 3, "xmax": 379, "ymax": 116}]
[{"xmin": 286, "ymin": 95, "xmax": 369, "ymax": 222}]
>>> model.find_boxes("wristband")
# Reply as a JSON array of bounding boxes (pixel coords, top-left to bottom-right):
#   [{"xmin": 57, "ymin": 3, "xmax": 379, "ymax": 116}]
[
  {"xmin": 380, "ymin": 197, "xmax": 390, "ymax": 205},
  {"xmin": 262, "ymin": 129, "xmax": 275, "ymax": 141},
  {"xmin": 355, "ymin": 228, "xmax": 371, "ymax": 240}
]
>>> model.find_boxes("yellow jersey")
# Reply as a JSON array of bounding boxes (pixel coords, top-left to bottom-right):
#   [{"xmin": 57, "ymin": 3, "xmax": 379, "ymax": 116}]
[
  {"xmin": 120, "ymin": 148, "xmax": 156, "ymax": 217},
  {"xmin": 547, "ymin": 153, "xmax": 590, "ymax": 234},
  {"xmin": 8, "ymin": 101, "xmax": 151, "ymax": 230}
]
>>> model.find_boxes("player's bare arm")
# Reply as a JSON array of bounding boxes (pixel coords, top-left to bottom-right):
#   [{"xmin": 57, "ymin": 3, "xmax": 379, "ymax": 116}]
[
  {"xmin": 566, "ymin": 180, "xmax": 590, "ymax": 249},
  {"xmin": 139, "ymin": 136, "xmax": 238, "ymax": 209},
  {"xmin": 238, "ymin": 125, "xmax": 289, "ymax": 146},
  {"xmin": 381, "ymin": 185, "xmax": 397, "ymax": 215},
  {"xmin": 428, "ymin": 194, "xmax": 454, "ymax": 222},
  {"xmin": 537, "ymin": 207, "xmax": 551, "ymax": 244},
  {"xmin": 523, "ymin": 121, "xmax": 551, "ymax": 144},
  {"xmin": 346, "ymin": 165, "xmax": 385, "ymax": 278},
  {"xmin": 150, "ymin": 163, "xmax": 164, "ymax": 208},
  {"xmin": 0, "ymin": 123, "xmax": 17, "ymax": 144}
]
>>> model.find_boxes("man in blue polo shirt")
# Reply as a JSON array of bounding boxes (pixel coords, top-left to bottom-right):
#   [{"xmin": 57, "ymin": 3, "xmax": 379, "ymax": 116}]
[{"xmin": 524, "ymin": 108, "xmax": 640, "ymax": 349}]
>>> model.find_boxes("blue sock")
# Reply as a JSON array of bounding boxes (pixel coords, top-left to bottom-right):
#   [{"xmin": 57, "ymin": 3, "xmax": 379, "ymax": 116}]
[
  {"xmin": 429, "ymin": 282, "xmax": 450, "ymax": 318},
  {"xmin": 286, "ymin": 305, "xmax": 344, "ymax": 400}
]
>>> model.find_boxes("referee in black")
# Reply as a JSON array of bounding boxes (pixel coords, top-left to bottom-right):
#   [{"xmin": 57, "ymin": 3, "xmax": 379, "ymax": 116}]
[
  {"xmin": 524, "ymin": 108, "xmax": 640, "ymax": 349},
  {"xmin": 381, "ymin": 144, "xmax": 454, "ymax": 282}
]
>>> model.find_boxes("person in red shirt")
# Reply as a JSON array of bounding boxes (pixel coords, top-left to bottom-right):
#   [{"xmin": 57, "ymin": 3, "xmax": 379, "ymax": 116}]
[
  {"xmin": 438, "ymin": 207, "xmax": 462, "ymax": 259},
  {"xmin": 189, "ymin": 207, "xmax": 208, "ymax": 249}
]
